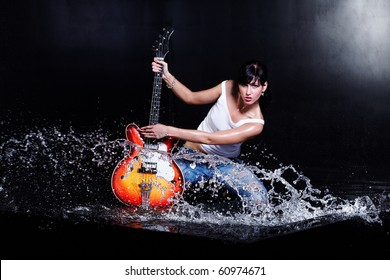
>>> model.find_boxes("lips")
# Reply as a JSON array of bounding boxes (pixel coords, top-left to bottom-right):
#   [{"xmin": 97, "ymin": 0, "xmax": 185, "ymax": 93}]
[{"xmin": 244, "ymin": 97, "xmax": 252, "ymax": 102}]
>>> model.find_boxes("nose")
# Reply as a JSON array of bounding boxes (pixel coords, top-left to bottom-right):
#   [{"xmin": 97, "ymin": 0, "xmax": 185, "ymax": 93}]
[{"xmin": 245, "ymin": 86, "xmax": 252, "ymax": 96}]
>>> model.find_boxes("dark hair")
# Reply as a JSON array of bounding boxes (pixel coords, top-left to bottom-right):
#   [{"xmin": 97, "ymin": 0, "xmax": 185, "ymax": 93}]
[
  {"xmin": 234, "ymin": 60, "xmax": 271, "ymax": 112},
  {"xmin": 237, "ymin": 60, "xmax": 268, "ymax": 86}
]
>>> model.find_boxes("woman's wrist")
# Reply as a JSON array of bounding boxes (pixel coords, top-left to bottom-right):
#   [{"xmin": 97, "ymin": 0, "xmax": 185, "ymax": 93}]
[
  {"xmin": 164, "ymin": 73, "xmax": 176, "ymax": 89},
  {"xmin": 166, "ymin": 126, "xmax": 174, "ymax": 137}
]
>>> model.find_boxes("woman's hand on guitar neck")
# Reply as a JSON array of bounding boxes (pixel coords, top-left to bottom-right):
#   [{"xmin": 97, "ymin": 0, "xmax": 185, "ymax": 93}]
[
  {"xmin": 152, "ymin": 57, "xmax": 169, "ymax": 77},
  {"xmin": 152, "ymin": 57, "xmax": 175, "ymax": 84},
  {"xmin": 140, "ymin": 124, "xmax": 170, "ymax": 139}
]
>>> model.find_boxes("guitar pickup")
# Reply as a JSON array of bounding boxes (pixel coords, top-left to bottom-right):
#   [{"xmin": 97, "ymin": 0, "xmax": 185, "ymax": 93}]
[{"xmin": 138, "ymin": 161, "xmax": 158, "ymax": 174}]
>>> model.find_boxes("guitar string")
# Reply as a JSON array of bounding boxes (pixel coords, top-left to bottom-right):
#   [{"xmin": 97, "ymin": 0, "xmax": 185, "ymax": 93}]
[
  {"xmin": 140, "ymin": 29, "xmax": 171, "ymax": 205},
  {"xmin": 143, "ymin": 39, "xmax": 164, "ymax": 204}
]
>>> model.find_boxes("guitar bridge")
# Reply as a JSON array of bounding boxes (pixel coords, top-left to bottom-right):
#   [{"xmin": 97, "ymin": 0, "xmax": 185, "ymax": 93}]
[{"xmin": 140, "ymin": 183, "xmax": 152, "ymax": 208}]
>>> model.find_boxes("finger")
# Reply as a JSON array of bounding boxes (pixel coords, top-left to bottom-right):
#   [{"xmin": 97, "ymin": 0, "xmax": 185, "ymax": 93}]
[
  {"xmin": 154, "ymin": 58, "xmax": 166, "ymax": 67},
  {"xmin": 140, "ymin": 125, "xmax": 151, "ymax": 130},
  {"xmin": 151, "ymin": 64, "xmax": 163, "ymax": 73},
  {"xmin": 155, "ymin": 58, "xmax": 166, "ymax": 67}
]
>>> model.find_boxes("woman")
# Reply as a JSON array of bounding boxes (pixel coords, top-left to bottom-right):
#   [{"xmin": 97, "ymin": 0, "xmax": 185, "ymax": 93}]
[{"xmin": 140, "ymin": 58, "xmax": 269, "ymax": 210}]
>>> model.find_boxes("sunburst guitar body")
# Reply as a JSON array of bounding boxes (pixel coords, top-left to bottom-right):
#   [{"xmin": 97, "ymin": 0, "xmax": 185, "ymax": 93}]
[{"xmin": 111, "ymin": 124, "xmax": 184, "ymax": 207}]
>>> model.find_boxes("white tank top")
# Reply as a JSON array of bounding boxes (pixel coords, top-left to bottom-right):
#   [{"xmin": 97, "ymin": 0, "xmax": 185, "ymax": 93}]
[{"xmin": 198, "ymin": 81, "xmax": 264, "ymax": 158}]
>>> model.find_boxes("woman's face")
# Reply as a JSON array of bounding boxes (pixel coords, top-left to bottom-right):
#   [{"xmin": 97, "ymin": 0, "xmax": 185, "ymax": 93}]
[{"xmin": 238, "ymin": 79, "xmax": 268, "ymax": 105}]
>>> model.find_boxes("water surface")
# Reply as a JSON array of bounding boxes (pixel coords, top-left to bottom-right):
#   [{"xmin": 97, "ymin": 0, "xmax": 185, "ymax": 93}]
[{"xmin": 1, "ymin": 123, "xmax": 389, "ymax": 258}]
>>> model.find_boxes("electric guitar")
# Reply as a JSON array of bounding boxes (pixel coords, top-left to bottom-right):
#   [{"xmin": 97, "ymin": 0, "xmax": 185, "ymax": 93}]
[{"xmin": 111, "ymin": 27, "xmax": 184, "ymax": 207}]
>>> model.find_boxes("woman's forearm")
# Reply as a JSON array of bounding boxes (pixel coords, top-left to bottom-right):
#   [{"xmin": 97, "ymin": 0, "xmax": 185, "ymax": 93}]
[
  {"xmin": 163, "ymin": 73, "xmax": 196, "ymax": 104},
  {"xmin": 167, "ymin": 126, "xmax": 213, "ymax": 144}
]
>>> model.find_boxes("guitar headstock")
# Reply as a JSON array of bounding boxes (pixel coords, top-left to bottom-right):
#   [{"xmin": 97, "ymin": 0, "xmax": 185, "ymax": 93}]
[{"xmin": 152, "ymin": 27, "xmax": 174, "ymax": 60}]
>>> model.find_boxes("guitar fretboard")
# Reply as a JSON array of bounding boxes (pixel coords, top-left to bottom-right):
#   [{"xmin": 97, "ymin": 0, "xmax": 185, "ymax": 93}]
[
  {"xmin": 149, "ymin": 71, "xmax": 163, "ymax": 126},
  {"xmin": 145, "ymin": 27, "xmax": 173, "ymax": 147}
]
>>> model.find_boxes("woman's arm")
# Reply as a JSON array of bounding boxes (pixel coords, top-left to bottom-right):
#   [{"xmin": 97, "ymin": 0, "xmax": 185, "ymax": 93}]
[
  {"xmin": 152, "ymin": 58, "xmax": 222, "ymax": 105},
  {"xmin": 139, "ymin": 123, "xmax": 263, "ymax": 145}
]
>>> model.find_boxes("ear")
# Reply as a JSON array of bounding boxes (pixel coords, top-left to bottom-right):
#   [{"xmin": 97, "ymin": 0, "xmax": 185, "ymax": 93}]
[{"xmin": 262, "ymin": 81, "xmax": 268, "ymax": 92}]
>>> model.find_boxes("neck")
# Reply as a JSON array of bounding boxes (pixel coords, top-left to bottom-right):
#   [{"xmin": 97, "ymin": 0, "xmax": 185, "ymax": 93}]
[{"xmin": 237, "ymin": 97, "xmax": 249, "ymax": 113}]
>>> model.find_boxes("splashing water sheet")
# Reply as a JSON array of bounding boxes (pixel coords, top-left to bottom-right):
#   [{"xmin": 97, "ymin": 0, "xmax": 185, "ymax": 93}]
[{"xmin": 1, "ymin": 121, "xmax": 389, "ymax": 260}]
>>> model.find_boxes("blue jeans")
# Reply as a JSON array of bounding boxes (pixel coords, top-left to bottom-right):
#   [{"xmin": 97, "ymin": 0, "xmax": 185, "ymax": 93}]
[{"xmin": 173, "ymin": 148, "xmax": 268, "ymax": 205}]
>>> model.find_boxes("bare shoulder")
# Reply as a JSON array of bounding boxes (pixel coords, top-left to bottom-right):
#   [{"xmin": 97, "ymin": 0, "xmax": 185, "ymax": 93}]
[{"xmin": 225, "ymin": 80, "xmax": 235, "ymax": 93}]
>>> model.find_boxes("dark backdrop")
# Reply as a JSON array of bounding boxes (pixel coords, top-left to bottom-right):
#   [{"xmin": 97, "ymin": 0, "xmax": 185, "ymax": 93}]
[{"xmin": 1, "ymin": 0, "xmax": 390, "ymax": 179}]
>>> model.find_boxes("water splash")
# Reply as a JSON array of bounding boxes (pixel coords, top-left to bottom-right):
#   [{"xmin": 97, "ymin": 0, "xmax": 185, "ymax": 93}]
[{"xmin": 0, "ymin": 125, "xmax": 385, "ymax": 241}]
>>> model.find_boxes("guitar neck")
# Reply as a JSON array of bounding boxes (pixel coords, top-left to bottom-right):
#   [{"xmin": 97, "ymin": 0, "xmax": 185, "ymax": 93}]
[{"xmin": 148, "ymin": 71, "xmax": 163, "ymax": 126}]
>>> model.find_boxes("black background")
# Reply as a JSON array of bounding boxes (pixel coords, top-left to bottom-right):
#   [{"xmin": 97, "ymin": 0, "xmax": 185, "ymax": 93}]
[
  {"xmin": 1, "ymin": 0, "xmax": 390, "ymax": 260},
  {"xmin": 2, "ymin": 0, "xmax": 390, "ymax": 176}
]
